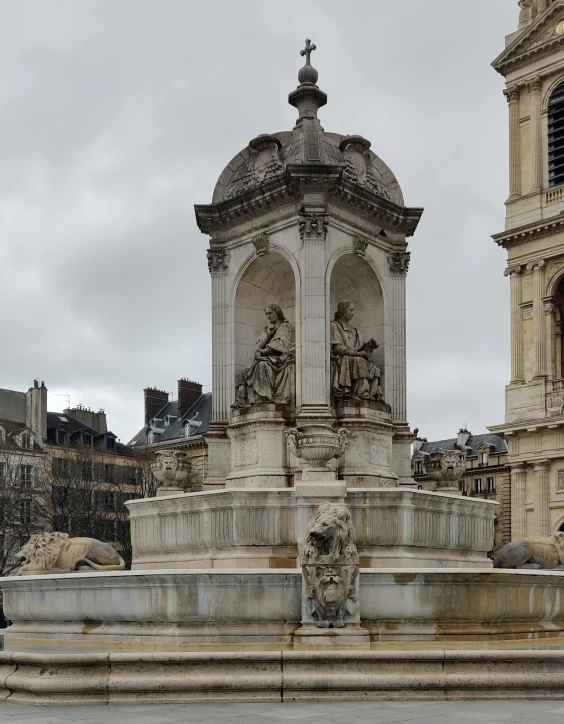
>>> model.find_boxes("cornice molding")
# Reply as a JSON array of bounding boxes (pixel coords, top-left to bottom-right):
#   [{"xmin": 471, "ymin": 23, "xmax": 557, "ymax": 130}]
[
  {"xmin": 493, "ymin": 216, "xmax": 564, "ymax": 248},
  {"xmin": 195, "ymin": 165, "xmax": 423, "ymax": 237},
  {"xmin": 493, "ymin": 2, "xmax": 564, "ymax": 76}
]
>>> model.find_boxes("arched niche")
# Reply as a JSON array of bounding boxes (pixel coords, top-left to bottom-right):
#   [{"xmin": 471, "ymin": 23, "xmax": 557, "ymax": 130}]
[
  {"xmin": 234, "ymin": 252, "xmax": 296, "ymax": 374},
  {"xmin": 329, "ymin": 254, "xmax": 385, "ymax": 379}
]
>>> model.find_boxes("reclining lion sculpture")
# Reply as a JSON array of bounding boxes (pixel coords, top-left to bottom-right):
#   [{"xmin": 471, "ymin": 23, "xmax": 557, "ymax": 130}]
[
  {"xmin": 493, "ymin": 532, "xmax": 564, "ymax": 569},
  {"xmin": 15, "ymin": 532, "xmax": 126, "ymax": 575}
]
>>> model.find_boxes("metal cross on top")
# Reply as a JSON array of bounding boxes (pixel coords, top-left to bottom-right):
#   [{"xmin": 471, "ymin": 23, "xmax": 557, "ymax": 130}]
[{"xmin": 300, "ymin": 39, "xmax": 316, "ymax": 65}]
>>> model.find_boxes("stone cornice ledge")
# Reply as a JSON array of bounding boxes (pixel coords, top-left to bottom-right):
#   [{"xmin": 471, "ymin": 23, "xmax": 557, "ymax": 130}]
[
  {"xmin": 493, "ymin": 216, "xmax": 564, "ymax": 248},
  {"xmin": 195, "ymin": 165, "xmax": 423, "ymax": 237}
]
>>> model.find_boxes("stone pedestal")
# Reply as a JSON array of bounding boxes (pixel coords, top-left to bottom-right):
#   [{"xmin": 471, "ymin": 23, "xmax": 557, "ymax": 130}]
[
  {"xmin": 335, "ymin": 401, "xmax": 397, "ymax": 487},
  {"xmin": 226, "ymin": 405, "xmax": 294, "ymax": 488}
]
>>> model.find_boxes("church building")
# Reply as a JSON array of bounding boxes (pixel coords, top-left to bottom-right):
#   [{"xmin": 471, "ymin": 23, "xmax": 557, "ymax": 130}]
[{"xmin": 490, "ymin": 0, "xmax": 564, "ymax": 537}]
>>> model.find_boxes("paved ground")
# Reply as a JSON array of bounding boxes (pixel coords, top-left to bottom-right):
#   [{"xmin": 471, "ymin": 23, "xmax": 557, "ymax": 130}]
[{"xmin": 1, "ymin": 701, "xmax": 564, "ymax": 723}]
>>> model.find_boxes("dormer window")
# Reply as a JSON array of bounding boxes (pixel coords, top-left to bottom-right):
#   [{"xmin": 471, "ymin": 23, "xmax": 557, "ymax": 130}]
[
  {"xmin": 106, "ymin": 436, "xmax": 116, "ymax": 451},
  {"xmin": 81, "ymin": 432, "xmax": 93, "ymax": 447},
  {"xmin": 147, "ymin": 430, "xmax": 155, "ymax": 444},
  {"xmin": 479, "ymin": 451, "xmax": 488, "ymax": 466},
  {"xmin": 57, "ymin": 429, "xmax": 68, "ymax": 445},
  {"xmin": 414, "ymin": 460, "xmax": 424, "ymax": 475},
  {"xmin": 21, "ymin": 433, "xmax": 32, "ymax": 450}
]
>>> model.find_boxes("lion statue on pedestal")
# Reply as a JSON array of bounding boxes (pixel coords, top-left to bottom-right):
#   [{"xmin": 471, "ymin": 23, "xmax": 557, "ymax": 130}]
[
  {"xmin": 493, "ymin": 532, "xmax": 564, "ymax": 570},
  {"xmin": 15, "ymin": 532, "xmax": 126, "ymax": 575}
]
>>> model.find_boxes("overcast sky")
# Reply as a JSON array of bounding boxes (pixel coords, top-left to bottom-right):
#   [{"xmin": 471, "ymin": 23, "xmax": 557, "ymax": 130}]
[{"xmin": 0, "ymin": 0, "xmax": 517, "ymax": 444}]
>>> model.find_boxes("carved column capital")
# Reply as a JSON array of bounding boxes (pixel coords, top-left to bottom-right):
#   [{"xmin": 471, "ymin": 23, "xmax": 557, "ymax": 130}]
[
  {"xmin": 353, "ymin": 235, "xmax": 369, "ymax": 258},
  {"xmin": 207, "ymin": 249, "xmax": 231, "ymax": 274},
  {"xmin": 526, "ymin": 259, "xmax": 546, "ymax": 272},
  {"xmin": 527, "ymin": 75, "xmax": 542, "ymax": 95},
  {"xmin": 388, "ymin": 251, "xmax": 411, "ymax": 275},
  {"xmin": 504, "ymin": 265, "xmax": 524, "ymax": 277},
  {"xmin": 252, "ymin": 232, "xmax": 269, "ymax": 257},
  {"xmin": 504, "ymin": 85, "xmax": 521, "ymax": 104},
  {"xmin": 298, "ymin": 212, "xmax": 328, "ymax": 241}
]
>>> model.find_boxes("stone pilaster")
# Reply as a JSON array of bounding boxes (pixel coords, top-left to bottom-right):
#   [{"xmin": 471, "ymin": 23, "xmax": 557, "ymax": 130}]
[
  {"xmin": 298, "ymin": 208, "xmax": 330, "ymax": 417},
  {"xmin": 534, "ymin": 462, "xmax": 551, "ymax": 537},
  {"xmin": 510, "ymin": 465, "xmax": 527, "ymax": 540},
  {"xmin": 527, "ymin": 260, "xmax": 547, "ymax": 378},
  {"xmin": 504, "ymin": 85, "xmax": 521, "ymax": 200},
  {"xmin": 504, "ymin": 266, "xmax": 524, "ymax": 383},
  {"xmin": 387, "ymin": 254, "xmax": 409, "ymax": 422},
  {"xmin": 527, "ymin": 76, "xmax": 543, "ymax": 193},
  {"xmin": 207, "ymin": 248, "xmax": 231, "ymax": 422},
  {"xmin": 545, "ymin": 298, "xmax": 558, "ymax": 379}
]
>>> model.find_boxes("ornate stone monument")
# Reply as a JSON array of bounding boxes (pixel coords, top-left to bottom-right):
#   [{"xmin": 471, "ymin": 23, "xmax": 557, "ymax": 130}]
[
  {"xmin": 196, "ymin": 39, "xmax": 423, "ymax": 490},
  {"xmin": 425, "ymin": 448, "xmax": 467, "ymax": 495},
  {"xmin": 151, "ymin": 450, "xmax": 194, "ymax": 496}
]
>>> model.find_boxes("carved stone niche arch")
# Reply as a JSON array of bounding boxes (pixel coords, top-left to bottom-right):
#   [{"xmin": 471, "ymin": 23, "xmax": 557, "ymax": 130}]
[
  {"xmin": 329, "ymin": 254, "xmax": 385, "ymax": 390},
  {"xmin": 233, "ymin": 251, "xmax": 296, "ymax": 389}
]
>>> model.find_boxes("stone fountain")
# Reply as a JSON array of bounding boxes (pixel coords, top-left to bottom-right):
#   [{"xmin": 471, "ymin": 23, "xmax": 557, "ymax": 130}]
[{"xmin": 3, "ymin": 41, "xmax": 564, "ymax": 705}]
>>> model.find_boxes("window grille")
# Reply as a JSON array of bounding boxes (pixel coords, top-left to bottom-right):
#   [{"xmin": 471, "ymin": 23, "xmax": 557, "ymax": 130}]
[{"xmin": 548, "ymin": 82, "xmax": 564, "ymax": 187}]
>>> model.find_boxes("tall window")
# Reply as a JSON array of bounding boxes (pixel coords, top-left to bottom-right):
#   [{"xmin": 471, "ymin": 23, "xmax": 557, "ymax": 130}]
[
  {"xmin": 20, "ymin": 465, "xmax": 33, "ymax": 489},
  {"xmin": 19, "ymin": 499, "xmax": 31, "ymax": 525},
  {"xmin": 21, "ymin": 434, "xmax": 32, "ymax": 449},
  {"xmin": 548, "ymin": 82, "xmax": 564, "ymax": 187}
]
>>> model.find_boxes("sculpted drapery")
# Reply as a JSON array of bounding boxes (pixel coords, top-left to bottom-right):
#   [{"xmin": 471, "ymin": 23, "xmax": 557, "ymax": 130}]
[
  {"xmin": 232, "ymin": 304, "xmax": 295, "ymax": 408},
  {"xmin": 330, "ymin": 300, "xmax": 383, "ymax": 402}
]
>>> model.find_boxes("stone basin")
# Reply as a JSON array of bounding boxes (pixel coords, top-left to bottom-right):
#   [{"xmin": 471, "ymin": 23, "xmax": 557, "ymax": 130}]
[{"xmin": 3, "ymin": 567, "xmax": 564, "ymax": 650}]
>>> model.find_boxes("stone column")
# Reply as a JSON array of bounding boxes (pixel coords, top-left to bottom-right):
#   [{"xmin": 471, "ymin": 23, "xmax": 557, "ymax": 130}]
[
  {"xmin": 528, "ymin": 76, "xmax": 543, "ymax": 193},
  {"xmin": 510, "ymin": 465, "xmax": 527, "ymax": 539},
  {"xmin": 504, "ymin": 85, "xmax": 521, "ymax": 200},
  {"xmin": 206, "ymin": 248, "xmax": 231, "ymax": 486},
  {"xmin": 528, "ymin": 260, "xmax": 547, "ymax": 378},
  {"xmin": 298, "ymin": 208, "xmax": 330, "ymax": 417},
  {"xmin": 504, "ymin": 266, "xmax": 524, "ymax": 383},
  {"xmin": 534, "ymin": 462, "xmax": 551, "ymax": 537},
  {"xmin": 387, "ymin": 252, "xmax": 409, "ymax": 422}
]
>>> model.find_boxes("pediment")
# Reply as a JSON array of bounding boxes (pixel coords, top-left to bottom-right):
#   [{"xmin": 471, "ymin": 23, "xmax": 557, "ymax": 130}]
[{"xmin": 493, "ymin": 3, "xmax": 564, "ymax": 75}]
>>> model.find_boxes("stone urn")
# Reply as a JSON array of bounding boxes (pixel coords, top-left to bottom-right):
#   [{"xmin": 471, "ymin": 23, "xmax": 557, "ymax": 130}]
[
  {"xmin": 425, "ymin": 448, "xmax": 466, "ymax": 495},
  {"xmin": 151, "ymin": 450, "xmax": 193, "ymax": 497},
  {"xmin": 286, "ymin": 424, "xmax": 349, "ymax": 480}
]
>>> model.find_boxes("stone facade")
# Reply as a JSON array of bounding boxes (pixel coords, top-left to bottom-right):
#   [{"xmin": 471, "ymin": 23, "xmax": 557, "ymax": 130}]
[{"xmin": 490, "ymin": 1, "xmax": 564, "ymax": 538}]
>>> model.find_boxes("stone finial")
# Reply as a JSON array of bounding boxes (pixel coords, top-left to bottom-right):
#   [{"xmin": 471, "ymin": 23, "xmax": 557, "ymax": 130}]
[{"xmin": 288, "ymin": 39, "xmax": 327, "ymax": 126}]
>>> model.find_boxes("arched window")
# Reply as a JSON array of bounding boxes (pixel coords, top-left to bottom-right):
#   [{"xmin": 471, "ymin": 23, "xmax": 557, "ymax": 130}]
[{"xmin": 548, "ymin": 82, "xmax": 564, "ymax": 187}]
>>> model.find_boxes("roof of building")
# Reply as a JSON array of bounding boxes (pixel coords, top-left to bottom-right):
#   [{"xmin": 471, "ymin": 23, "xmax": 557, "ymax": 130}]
[
  {"xmin": 127, "ymin": 393, "xmax": 212, "ymax": 448},
  {"xmin": 415, "ymin": 433, "xmax": 507, "ymax": 458},
  {"xmin": 0, "ymin": 417, "xmax": 43, "ymax": 451},
  {"xmin": 47, "ymin": 412, "xmax": 131, "ymax": 456}
]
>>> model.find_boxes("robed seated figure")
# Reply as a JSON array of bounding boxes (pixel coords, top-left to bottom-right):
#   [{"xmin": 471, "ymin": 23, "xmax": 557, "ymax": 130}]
[
  {"xmin": 330, "ymin": 300, "xmax": 384, "ymax": 403},
  {"xmin": 232, "ymin": 303, "xmax": 296, "ymax": 409}
]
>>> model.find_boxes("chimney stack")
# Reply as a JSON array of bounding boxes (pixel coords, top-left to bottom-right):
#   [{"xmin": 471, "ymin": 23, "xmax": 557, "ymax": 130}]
[
  {"xmin": 64, "ymin": 405, "xmax": 107, "ymax": 434},
  {"xmin": 144, "ymin": 387, "xmax": 169, "ymax": 424},
  {"xmin": 178, "ymin": 379, "xmax": 202, "ymax": 417},
  {"xmin": 457, "ymin": 428, "xmax": 471, "ymax": 447},
  {"xmin": 26, "ymin": 380, "xmax": 47, "ymax": 441}
]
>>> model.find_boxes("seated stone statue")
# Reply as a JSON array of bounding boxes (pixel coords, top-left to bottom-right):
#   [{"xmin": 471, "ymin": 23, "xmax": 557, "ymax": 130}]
[
  {"xmin": 330, "ymin": 300, "xmax": 383, "ymax": 403},
  {"xmin": 232, "ymin": 303, "xmax": 295, "ymax": 408}
]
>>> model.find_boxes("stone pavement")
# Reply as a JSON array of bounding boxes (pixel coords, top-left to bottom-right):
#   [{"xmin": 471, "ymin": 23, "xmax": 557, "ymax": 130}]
[{"xmin": 0, "ymin": 701, "xmax": 564, "ymax": 723}]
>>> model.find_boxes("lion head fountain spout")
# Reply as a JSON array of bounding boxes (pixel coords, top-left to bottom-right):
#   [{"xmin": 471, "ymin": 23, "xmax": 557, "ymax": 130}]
[{"xmin": 425, "ymin": 448, "xmax": 467, "ymax": 495}]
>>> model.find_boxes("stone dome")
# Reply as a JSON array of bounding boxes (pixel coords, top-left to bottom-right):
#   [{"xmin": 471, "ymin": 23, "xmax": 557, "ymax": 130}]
[
  {"xmin": 211, "ymin": 40, "xmax": 404, "ymax": 208},
  {"xmin": 211, "ymin": 128, "xmax": 404, "ymax": 207}
]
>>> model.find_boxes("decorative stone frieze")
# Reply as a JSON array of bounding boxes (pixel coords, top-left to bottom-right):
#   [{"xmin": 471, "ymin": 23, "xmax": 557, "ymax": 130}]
[
  {"xmin": 252, "ymin": 232, "xmax": 269, "ymax": 256},
  {"xmin": 207, "ymin": 249, "xmax": 231, "ymax": 274},
  {"xmin": 298, "ymin": 212, "xmax": 328, "ymax": 241},
  {"xmin": 353, "ymin": 235, "xmax": 369, "ymax": 258},
  {"xmin": 387, "ymin": 251, "xmax": 410, "ymax": 275},
  {"xmin": 300, "ymin": 502, "xmax": 359, "ymax": 629}
]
